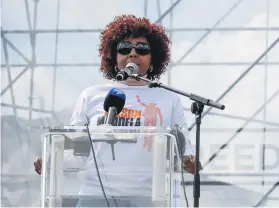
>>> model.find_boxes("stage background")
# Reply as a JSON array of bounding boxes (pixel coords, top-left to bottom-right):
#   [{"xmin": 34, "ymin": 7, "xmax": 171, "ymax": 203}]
[{"xmin": 1, "ymin": 0, "xmax": 279, "ymax": 206}]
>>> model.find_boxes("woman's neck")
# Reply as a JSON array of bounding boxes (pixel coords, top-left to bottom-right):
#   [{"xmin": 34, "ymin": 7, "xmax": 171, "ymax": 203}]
[
  {"xmin": 119, "ymin": 79, "xmax": 147, "ymax": 86},
  {"xmin": 118, "ymin": 73, "xmax": 149, "ymax": 86}
]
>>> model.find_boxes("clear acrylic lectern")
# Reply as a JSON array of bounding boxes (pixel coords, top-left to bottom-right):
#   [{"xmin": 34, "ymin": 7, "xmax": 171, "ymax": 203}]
[{"xmin": 40, "ymin": 125, "xmax": 181, "ymax": 207}]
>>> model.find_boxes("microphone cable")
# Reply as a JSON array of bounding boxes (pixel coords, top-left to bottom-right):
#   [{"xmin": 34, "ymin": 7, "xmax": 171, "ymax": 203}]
[
  {"xmin": 173, "ymin": 124, "xmax": 189, "ymax": 207},
  {"xmin": 85, "ymin": 123, "xmax": 110, "ymax": 207}
]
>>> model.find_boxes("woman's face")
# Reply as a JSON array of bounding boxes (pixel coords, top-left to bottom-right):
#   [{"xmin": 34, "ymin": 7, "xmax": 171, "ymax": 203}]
[{"xmin": 116, "ymin": 36, "xmax": 152, "ymax": 76}]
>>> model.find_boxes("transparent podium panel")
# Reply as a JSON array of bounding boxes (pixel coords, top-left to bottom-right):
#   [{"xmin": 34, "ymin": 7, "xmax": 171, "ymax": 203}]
[{"xmin": 40, "ymin": 125, "xmax": 181, "ymax": 207}]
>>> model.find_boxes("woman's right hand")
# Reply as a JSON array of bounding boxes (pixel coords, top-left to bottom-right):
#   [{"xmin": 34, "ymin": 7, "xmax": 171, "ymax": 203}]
[{"xmin": 34, "ymin": 157, "xmax": 42, "ymax": 175}]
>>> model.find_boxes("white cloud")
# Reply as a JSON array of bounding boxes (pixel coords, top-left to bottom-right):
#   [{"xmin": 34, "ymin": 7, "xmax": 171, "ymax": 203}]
[
  {"xmin": 165, "ymin": 13, "xmax": 279, "ymax": 124},
  {"xmin": 2, "ymin": 1, "xmax": 279, "ymax": 122},
  {"xmin": 160, "ymin": 11, "xmax": 279, "ymax": 196},
  {"xmin": 170, "ymin": 13, "xmax": 279, "ymax": 63},
  {"xmin": 38, "ymin": 0, "xmax": 145, "ymax": 29}
]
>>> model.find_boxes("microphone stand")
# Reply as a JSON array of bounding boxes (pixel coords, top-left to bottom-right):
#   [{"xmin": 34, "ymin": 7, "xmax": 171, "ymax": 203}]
[{"xmin": 131, "ymin": 74, "xmax": 225, "ymax": 207}]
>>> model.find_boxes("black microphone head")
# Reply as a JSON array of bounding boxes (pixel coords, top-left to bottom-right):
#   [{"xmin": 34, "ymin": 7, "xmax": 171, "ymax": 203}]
[
  {"xmin": 103, "ymin": 88, "xmax": 126, "ymax": 114},
  {"xmin": 170, "ymin": 125, "xmax": 186, "ymax": 155},
  {"xmin": 148, "ymin": 82, "xmax": 155, "ymax": 88},
  {"xmin": 176, "ymin": 130, "xmax": 186, "ymax": 153},
  {"xmin": 115, "ymin": 73, "xmax": 125, "ymax": 81}
]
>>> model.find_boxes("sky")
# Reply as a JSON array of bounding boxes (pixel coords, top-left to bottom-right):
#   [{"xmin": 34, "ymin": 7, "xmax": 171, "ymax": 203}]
[
  {"xmin": 1, "ymin": 0, "xmax": 279, "ymax": 205},
  {"xmin": 1, "ymin": 0, "xmax": 279, "ymax": 118}
]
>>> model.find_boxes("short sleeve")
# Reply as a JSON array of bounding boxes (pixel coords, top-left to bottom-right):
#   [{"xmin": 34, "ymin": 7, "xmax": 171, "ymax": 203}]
[
  {"xmin": 70, "ymin": 91, "xmax": 88, "ymax": 125},
  {"xmin": 171, "ymin": 95, "xmax": 195, "ymax": 156}
]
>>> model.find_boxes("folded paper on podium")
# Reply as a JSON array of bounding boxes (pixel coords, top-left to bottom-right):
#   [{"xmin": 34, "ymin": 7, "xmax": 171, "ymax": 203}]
[{"xmin": 40, "ymin": 125, "xmax": 181, "ymax": 207}]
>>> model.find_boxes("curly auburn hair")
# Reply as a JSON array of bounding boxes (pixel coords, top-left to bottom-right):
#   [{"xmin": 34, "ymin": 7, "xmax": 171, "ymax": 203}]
[{"xmin": 98, "ymin": 15, "xmax": 171, "ymax": 80}]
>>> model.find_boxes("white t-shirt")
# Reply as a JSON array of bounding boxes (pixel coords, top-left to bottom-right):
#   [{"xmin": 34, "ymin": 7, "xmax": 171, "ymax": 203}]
[{"xmin": 70, "ymin": 81, "xmax": 194, "ymax": 197}]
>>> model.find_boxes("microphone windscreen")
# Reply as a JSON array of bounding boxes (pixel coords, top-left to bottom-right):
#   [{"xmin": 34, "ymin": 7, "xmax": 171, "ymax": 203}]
[
  {"xmin": 125, "ymin": 63, "xmax": 139, "ymax": 74},
  {"xmin": 103, "ymin": 88, "xmax": 126, "ymax": 114},
  {"xmin": 176, "ymin": 129, "xmax": 186, "ymax": 154}
]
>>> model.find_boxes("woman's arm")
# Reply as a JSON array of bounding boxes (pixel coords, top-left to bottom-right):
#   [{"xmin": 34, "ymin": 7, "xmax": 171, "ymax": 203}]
[{"xmin": 171, "ymin": 95, "xmax": 201, "ymax": 174}]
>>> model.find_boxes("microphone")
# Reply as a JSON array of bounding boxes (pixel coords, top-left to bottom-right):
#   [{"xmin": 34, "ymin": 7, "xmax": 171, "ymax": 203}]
[
  {"xmin": 171, "ymin": 124, "xmax": 202, "ymax": 168},
  {"xmin": 170, "ymin": 125, "xmax": 186, "ymax": 159},
  {"xmin": 103, "ymin": 88, "xmax": 126, "ymax": 123},
  {"xmin": 115, "ymin": 63, "xmax": 139, "ymax": 81},
  {"xmin": 103, "ymin": 88, "xmax": 126, "ymax": 160}
]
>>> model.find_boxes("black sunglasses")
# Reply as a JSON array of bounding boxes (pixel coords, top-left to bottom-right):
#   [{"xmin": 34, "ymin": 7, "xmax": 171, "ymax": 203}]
[{"xmin": 116, "ymin": 42, "xmax": 151, "ymax": 55}]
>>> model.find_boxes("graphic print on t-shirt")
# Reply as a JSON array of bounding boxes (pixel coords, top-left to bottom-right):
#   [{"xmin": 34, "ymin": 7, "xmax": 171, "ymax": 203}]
[
  {"xmin": 97, "ymin": 108, "xmax": 142, "ymax": 127},
  {"xmin": 96, "ymin": 95, "xmax": 163, "ymax": 152},
  {"xmin": 136, "ymin": 95, "xmax": 163, "ymax": 151}
]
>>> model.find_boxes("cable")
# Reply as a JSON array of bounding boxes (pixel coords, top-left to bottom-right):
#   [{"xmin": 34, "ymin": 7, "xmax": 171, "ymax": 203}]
[
  {"xmin": 94, "ymin": 145, "xmax": 119, "ymax": 207},
  {"xmin": 85, "ymin": 124, "xmax": 110, "ymax": 207},
  {"xmin": 85, "ymin": 114, "xmax": 118, "ymax": 207},
  {"xmin": 173, "ymin": 124, "xmax": 189, "ymax": 207}
]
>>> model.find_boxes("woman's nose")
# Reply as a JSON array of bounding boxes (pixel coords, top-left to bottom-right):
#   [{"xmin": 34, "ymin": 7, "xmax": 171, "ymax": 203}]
[{"xmin": 129, "ymin": 48, "xmax": 138, "ymax": 57}]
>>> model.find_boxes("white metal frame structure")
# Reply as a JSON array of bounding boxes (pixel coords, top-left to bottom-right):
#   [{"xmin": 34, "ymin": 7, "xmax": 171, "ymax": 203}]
[{"xmin": 1, "ymin": 0, "xmax": 279, "ymax": 207}]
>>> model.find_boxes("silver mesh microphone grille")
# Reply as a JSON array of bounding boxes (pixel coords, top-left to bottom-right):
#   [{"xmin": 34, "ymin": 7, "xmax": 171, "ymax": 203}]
[{"xmin": 125, "ymin": 63, "xmax": 139, "ymax": 75}]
